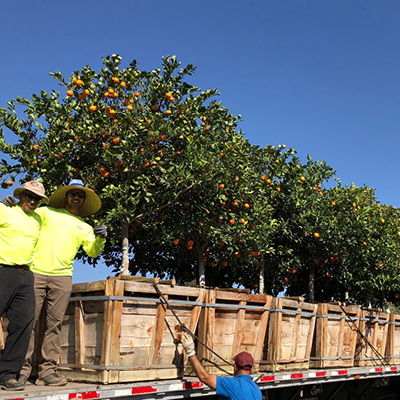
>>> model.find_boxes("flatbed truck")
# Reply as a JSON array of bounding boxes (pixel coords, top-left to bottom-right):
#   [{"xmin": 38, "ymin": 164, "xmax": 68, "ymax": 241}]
[{"xmin": 1, "ymin": 364, "xmax": 399, "ymax": 400}]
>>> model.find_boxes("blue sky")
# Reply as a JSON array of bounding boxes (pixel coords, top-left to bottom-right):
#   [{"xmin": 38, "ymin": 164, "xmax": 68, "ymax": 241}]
[{"xmin": 1, "ymin": 1, "xmax": 399, "ymax": 282}]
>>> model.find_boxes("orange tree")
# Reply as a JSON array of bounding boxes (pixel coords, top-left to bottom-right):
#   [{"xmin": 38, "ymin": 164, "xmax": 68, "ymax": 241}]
[
  {"xmin": 129, "ymin": 141, "xmax": 292, "ymax": 289},
  {"xmin": 0, "ymin": 55, "xmax": 254, "ymax": 285},
  {"xmin": 263, "ymin": 156, "xmax": 337, "ymax": 299},
  {"xmin": 278, "ymin": 182, "xmax": 400, "ymax": 307}
]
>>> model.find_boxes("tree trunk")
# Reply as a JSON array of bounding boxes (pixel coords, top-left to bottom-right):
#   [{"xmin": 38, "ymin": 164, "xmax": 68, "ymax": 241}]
[
  {"xmin": 308, "ymin": 263, "xmax": 315, "ymax": 301},
  {"xmin": 259, "ymin": 259, "xmax": 265, "ymax": 294},
  {"xmin": 196, "ymin": 238, "xmax": 209, "ymax": 287},
  {"xmin": 120, "ymin": 217, "xmax": 130, "ymax": 275},
  {"xmin": 198, "ymin": 253, "xmax": 205, "ymax": 288}
]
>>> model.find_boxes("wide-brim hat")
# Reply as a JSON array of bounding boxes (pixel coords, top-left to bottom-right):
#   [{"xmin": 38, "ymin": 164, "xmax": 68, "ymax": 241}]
[
  {"xmin": 14, "ymin": 181, "xmax": 49, "ymax": 204},
  {"xmin": 48, "ymin": 179, "xmax": 101, "ymax": 217}
]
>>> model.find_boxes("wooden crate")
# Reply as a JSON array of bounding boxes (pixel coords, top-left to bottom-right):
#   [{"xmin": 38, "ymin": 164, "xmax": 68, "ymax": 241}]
[
  {"xmin": 310, "ymin": 303, "xmax": 361, "ymax": 368},
  {"xmin": 260, "ymin": 297, "xmax": 318, "ymax": 372},
  {"xmin": 195, "ymin": 289, "xmax": 272, "ymax": 375},
  {"xmin": 58, "ymin": 277, "xmax": 206, "ymax": 384},
  {"xmin": 354, "ymin": 309, "xmax": 390, "ymax": 367},
  {"xmin": 385, "ymin": 313, "xmax": 400, "ymax": 365}
]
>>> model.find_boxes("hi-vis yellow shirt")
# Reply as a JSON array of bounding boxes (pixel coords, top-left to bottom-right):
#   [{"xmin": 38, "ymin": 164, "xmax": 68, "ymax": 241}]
[
  {"xmin": 31, "ymin": 207, "xmax": 105, "ymax": 276},
  {"xmin": 0, "ymin": 203, "xmax": 41, "ymax": 266}
]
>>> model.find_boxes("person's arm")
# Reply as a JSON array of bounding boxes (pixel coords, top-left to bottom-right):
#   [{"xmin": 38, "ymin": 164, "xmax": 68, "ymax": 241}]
[
  {"xmin": 181, "ymin": 332, "xmax": 217, "ymax": 390},
  {"xmin": 187, "ymin": 354, "xmax": 217, "ymax": 389}
]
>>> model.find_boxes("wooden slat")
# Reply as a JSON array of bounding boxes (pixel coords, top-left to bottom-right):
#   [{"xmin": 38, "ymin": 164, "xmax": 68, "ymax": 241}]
[
  {"xmin": 109, "ymin": 279, "xmax": 124, "ymax": 383},
  {"xmin": 74, "ymin": 300, "xmax": 85, "ymax": 365},
  {"xmin": 147, "ymin": 298, "xmax": 167, "ymax": 366}
]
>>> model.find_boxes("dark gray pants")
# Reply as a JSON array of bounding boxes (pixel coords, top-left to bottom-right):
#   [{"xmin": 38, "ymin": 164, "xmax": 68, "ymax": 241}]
[{"xmin": 0, "ymin": 266, "xmax": 35, "ymax": 380}]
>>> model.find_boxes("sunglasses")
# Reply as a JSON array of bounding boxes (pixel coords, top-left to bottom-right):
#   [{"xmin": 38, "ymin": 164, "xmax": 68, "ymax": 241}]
[
  {"xmin": 23, "ymin": 193, "xmax": 42, "ymax": 203},
  {"xmin": 68, "ymin": 191, "xmax": 86, "ymax": 199}
]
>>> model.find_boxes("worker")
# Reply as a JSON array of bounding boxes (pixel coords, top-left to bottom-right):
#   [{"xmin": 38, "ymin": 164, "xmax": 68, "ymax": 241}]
[
  {"xmin": 181, "ymin": 331, "xmax": 262, "ymax": 400},
  {"xmin": 2, "ymin": 179, "xmax": 107, "ymax": 387},
  {"xmin": 0, "ymin": 181, "xmax": 48, "ymax": 391}
]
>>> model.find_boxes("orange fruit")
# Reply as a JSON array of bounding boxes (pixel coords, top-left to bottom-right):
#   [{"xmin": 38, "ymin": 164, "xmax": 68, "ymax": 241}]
[
  {"xmin": 222, "ymin": 261, "xmax": 228, "ymax": 267},
  {"xmin": 84, "ymin": 89, "xmax": 90, "ymax": 96},
  {"xmin": 229, "ymin": 219, "xmax": 235, "ymax": 225},
  {"xmin": 201, "ymin": 116, "xmax": 206, "ymax": 122},
  {"xmin": 300, "ymin": 176, "xmax": 306, "ymax": 182},
  {"xmin": 108, "ymin": 88, "xmax": 114, "ymax": 94},
  {"xmin": 151, "ymin": 105, "xmax": 158, "ymax": 111},
  {"xmin": 112, "ymin": 137, "xmax": 120, "ymax": 145},
  {"xmin": 331, "ymin": 201, "xmax": 336, "ymax": 206},
  {"xmin": 219, "ymin": 183, "xmax": 225, "ymax": 189},
  {"xmin": 113, "ymin": 92, "xmax": 118, "ymax": 98},
  {"xmin": 244, "ymin": 203, "xmax": 250, "ymax": 209},
  {"xmin": 104, "ymin": 92, "xmax": 110, "ymax": 98},
  {"xmin": 103, "ymin": 171, "xmax": 110, "ymax": 178},
  {"xmin": 78, "ymin": 93, "xmax": 85, "ymax": 101},
  {"xmin": 266, "ymin": 179, "xmax": 272, "ymax": 185},
  {"xmin": 99, "ymin": 167, "xmax": 106, "ymax": 174},
  {"xmin": 261, "ymin": 176, "xmax": 266, "ymax": 181},
  {"xmin": 89, "ymin": 105, "xmax": 96, "ymax": 112},
  {"xmin": 111, "ymin": 77, "xmax": 119, "ymax": 83},
  {"xmin": 75, "ymin": 79, "xmax": 83, "ymax": 86},
  {"xmin": 314, "ymin": 232, "xmax": 320, "ymax": 238},
  {"xmin": 134, "ymin": 91, "xmax": 140, "ymax": 98},
  {"xmin": 7, "ymin": 180, "xmax": 13, "ymax": 187},
  {"xmin": 205, "ymin": 125, "xmax": 210, "ymax": 131},
  {"xmin": 66, "ymin": 90, "xmax": 74, "ymax": 97},
  {"xmin": 127, "ymin": 105, "xmax": 133, "ymax": 111},
  {"xmin": 120, "ymin": 81, "xmax": 126, "ymax": 88},
  {"xmin": 33, "ymin": 145, "xmax": 40, "ymax": 151},
  {"xmin": 165, "ymin": 92, "xmax": 172, "ymax": 98},
  {"xmin": 109, "ymin": 109, "xmax": 116, "ymax": 116},
  {"xmin": 165, "ymin": 110, "xmax": 172, "ymax": 115},
  {"xmin": 381, "ymin": 218, "xmax": 385, "ymax": 223},
  {"xmin": 173, "ymin": 238, "xmax": 179, "ymax": 245},
  {"xmin": 168, "ymin": 96, "xmax": 174, "ymax": 102},
  {"xmin": 56, "ymin": 152, "xmax": 62, "ymax": 160},
  {"xmin": 240, "ymin": 218, "xmax": 245, "ymax": 224}
]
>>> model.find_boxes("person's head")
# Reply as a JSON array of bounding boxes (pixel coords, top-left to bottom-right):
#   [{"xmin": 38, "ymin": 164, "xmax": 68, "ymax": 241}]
[
  {"xmin": 48, "ymin": 179, "xmax": 101, "ymax": 217},
  {"xmin": 233, "ymin": 351, "xmax": 254, "ymax": 376},
  {"xmin": 13, "ymin": 181, "xmax": 48, "ymax": 213}
]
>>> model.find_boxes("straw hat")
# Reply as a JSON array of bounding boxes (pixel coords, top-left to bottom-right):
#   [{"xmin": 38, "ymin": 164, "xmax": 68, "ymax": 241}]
[
  {"xmin": 48, "ymin": 179, "xmax": 101, "ymax": 217},
  {"xmin": 14, "ymin": 181, "xmax": 49, "ymax": 204}
]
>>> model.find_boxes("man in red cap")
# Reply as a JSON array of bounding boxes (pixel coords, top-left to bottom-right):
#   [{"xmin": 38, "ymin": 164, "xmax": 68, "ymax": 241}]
[{"xmin": 181, "ymin": 332, "xmax": 262, "ymax": 399}]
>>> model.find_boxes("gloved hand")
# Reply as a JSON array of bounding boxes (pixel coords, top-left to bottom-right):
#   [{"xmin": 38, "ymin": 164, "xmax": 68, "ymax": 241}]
[
  {"xmin": 94, "ymin": 225, "xmax": 108, "ymax": 239},
  {"xmin": 181, "ymin": 331, "xmax": 196, "ymax": 357},
  {"xmin": 1, "ymin": 195, "xmax": 17, "ymax": 207}
]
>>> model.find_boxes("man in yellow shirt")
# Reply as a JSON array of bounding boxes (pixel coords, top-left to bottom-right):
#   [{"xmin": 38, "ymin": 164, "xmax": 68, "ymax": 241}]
[
  {"xmin": 5, "ymin": 179, "xmax": 107, "ymax": 387},
  {"xmin": 0, "ymin": 181, "xmax": 48, "ymax": 391}
]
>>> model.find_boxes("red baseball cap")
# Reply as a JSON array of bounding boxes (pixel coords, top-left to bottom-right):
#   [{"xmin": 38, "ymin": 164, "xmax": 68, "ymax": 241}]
[{"xmin": 233, "ymin": 351, "xmax": 254, "ymax": 370}]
